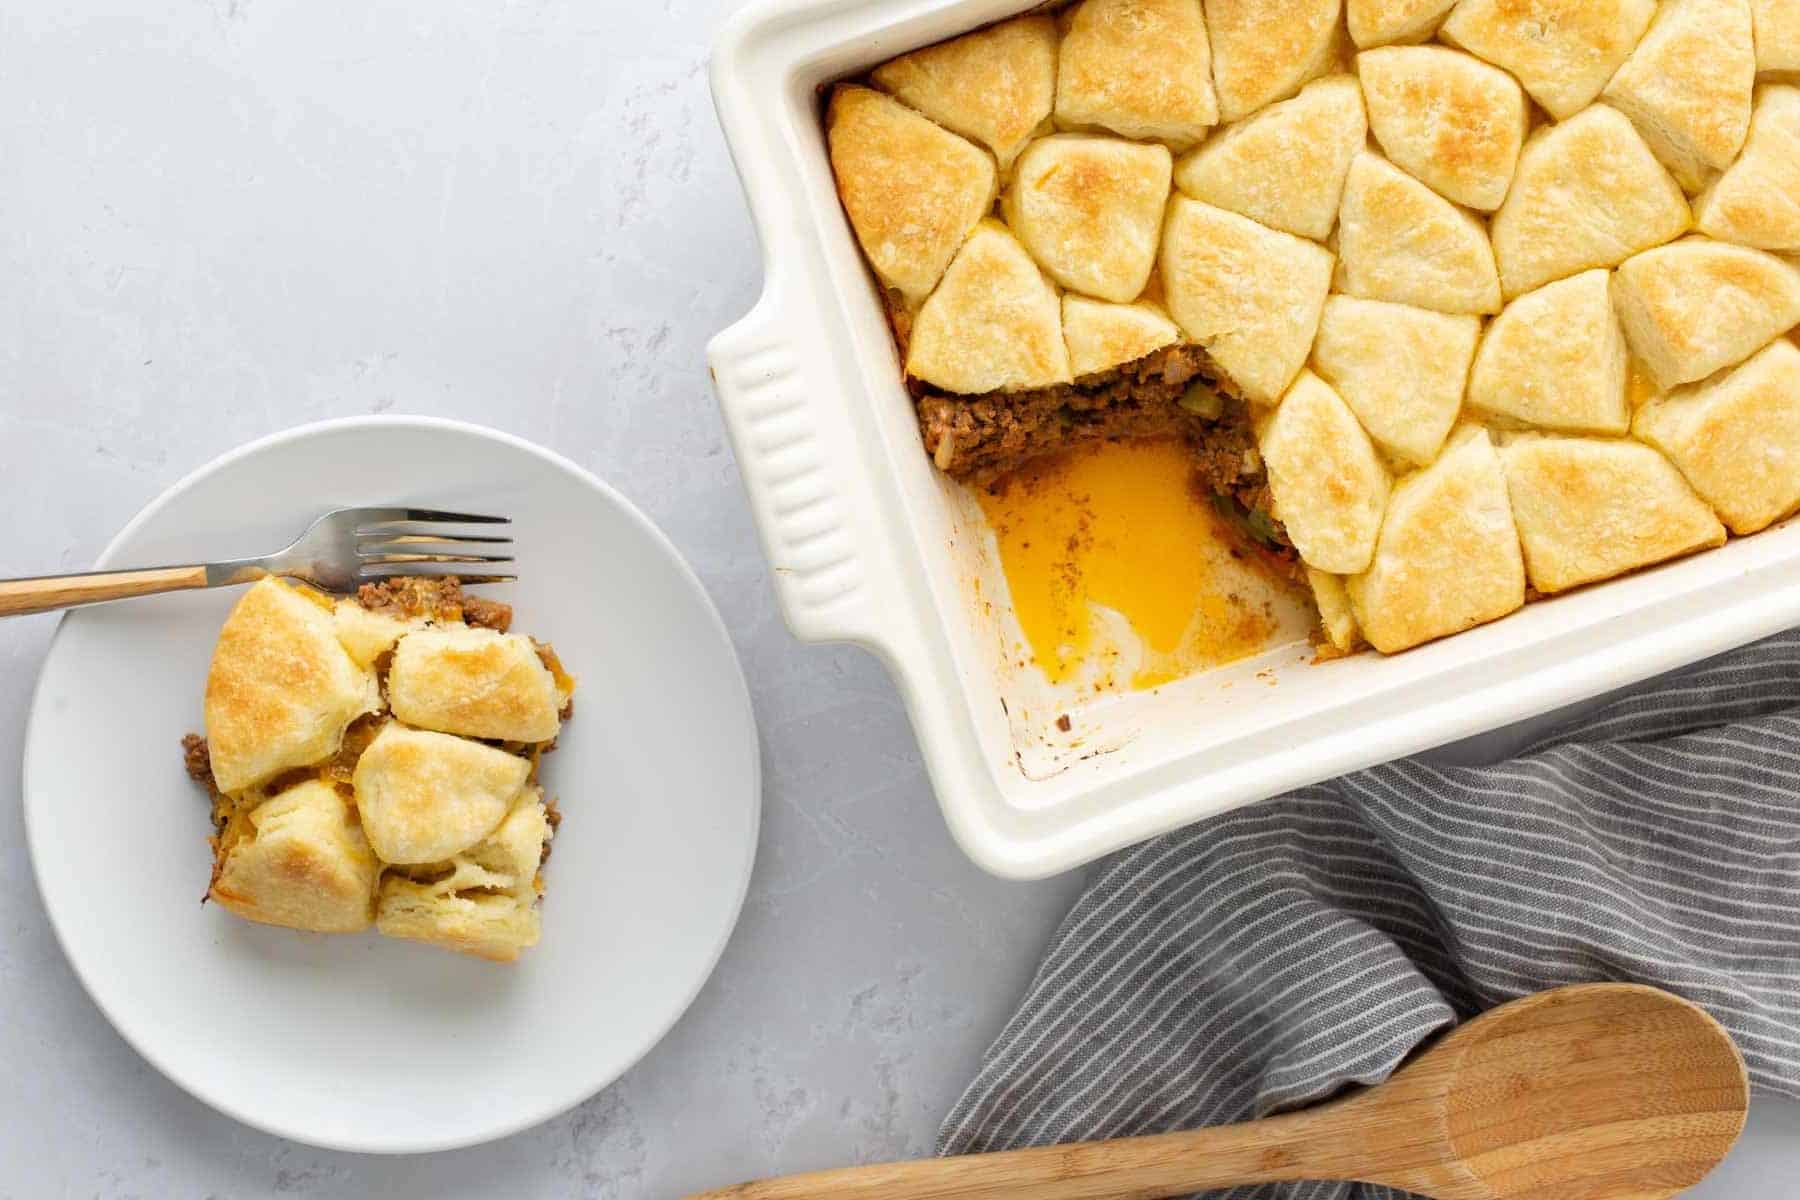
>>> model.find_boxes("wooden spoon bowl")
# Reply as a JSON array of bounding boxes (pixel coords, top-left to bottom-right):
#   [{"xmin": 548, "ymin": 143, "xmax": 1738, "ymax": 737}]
[
  {"xmin": 1350, "ymin": 982, "xmax": 1749, "ymax": 1199},
  {"xmin": 687, "ymin": 983, "xmax": 1748, "ymax": 1200}
]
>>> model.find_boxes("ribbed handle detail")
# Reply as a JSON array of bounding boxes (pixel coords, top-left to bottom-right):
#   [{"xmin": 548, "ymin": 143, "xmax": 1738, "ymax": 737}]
[{"xmin": 708, "ymin": 293, "xmax": 873, "ymax": 642}]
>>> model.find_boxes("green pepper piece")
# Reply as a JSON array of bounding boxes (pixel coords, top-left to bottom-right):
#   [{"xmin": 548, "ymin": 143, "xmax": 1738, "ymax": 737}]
[{"xmin": 1178, "ymin": 381, "xmax": 1224, "ymax": 420}]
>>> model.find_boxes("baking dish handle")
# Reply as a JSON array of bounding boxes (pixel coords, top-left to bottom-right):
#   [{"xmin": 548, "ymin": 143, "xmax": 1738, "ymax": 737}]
[{"xmin": 708, "ymin": 284, "xmax": 884, "ymax": 645}]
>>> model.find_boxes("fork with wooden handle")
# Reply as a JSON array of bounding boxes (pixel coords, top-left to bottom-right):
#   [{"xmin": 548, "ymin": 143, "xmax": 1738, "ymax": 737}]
[
  {"xmin": 0, "ymin": 506, "xmax": 514, "ymax": 617},
  {"xmin": 686, "ymin": 983, "xmax": 1748, "ymax": 1200}
]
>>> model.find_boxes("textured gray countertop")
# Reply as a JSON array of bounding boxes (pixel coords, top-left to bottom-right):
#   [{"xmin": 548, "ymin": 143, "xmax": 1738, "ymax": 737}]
[{"xmin": 0, "ymin": 1, "xmax": 1794, "ymax": 1196}]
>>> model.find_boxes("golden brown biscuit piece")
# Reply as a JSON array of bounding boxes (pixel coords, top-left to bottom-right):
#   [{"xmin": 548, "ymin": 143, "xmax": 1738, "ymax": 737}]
[
  {"xmin": 1346, "ymin": 425, "xmax": 1526, "ymax": 653},
  {"xmin": 1756, "ymin": 0, "xmax": 1800, "ymax": 74},
  {"xmin": 906, "ymin": 221, "xmax": 1072, "ymax": 393},
  {"xmin": 463, "ymin": 791, "xmax": 552, "ymax": 881},
  {"xmin": 1203, "ymin": 0, "xmax": 1344, "ymax": 124},
  {"xmin": 1356, "ymin": 45, "xmax": 1526, "ymax": 211},
  {"xmin": 1054, "ymin": 0, "xmax": 1219, "ymax": 145},
  {"xmin": 1468, "ymin": 270, "xmax": 1631, "ymax": 434},
  {"xmin": 1633, "ymin": 339, "xmax": 1800, "ymax": 534},
  {"xmin": 1602, "ymin": 0, "xmax": 1757, "ymax": 192},
  {"xmin": 1611, "ymin": 237, "xmax": 1800, "ymax": 389},
  {"xmin": 1158, "ymin": 197, "xmax": 1335, "ymax": 402},
  {"xmin": 1695, "ymin": 85, "xmax": 1800, "ymax": 251},
  {"xmin": 1348, "ymin": 0, "xmax": 1456, "ymax": 47},
  {"xmin": 352, "ymin": 724, "xmax": 530, "ymax": 864},
  {"xmin": 1439, "ymin": 0, "xmax": 1656, "ymax": 120},
  {"xmin": 1004, "ymin": 134, "xmax": 1172, "ymax": 302},
  {"xmin": 203, "ymin": 578, "xmax": 381, "ymax": 795},
  {"xmin": 1306, "ymin": 567, "xmax": 1363, "ymax": 653},
  {"xmin": 208, "ymin": 779, "xmax": 379, "ymax": 934},
  {"xmin": 1061, "ymin": 296, "xmax": 1181, "ymax": 378},
  {"xmin": 1490, "ymin": 106, "xmax": 1692, "ymax": 298},
  {"xmin": 332, "ymin": 599, "xmax": 417, "ymax": 670},
  {"xmin": 870, "ymin": 15, "xmax": 1056, "ymax": 170},
  {"xmin": 1334, "ymin": 151, "xmax": 1502, "ymax": 314},
  {"xmin": 1172, "ymin": 75, "xmax": 1367, "ymax": 241},
  {"xmin": 376, "ymin": 793, "xmax": 549, "ymax": 962},
  {"xmin": 387, "ymin": 625, "xmax": 566, "ymax": 742},
  {"xmin": 1310, "ymin": 295, "xmax": 1480, "ymax": 464},
  {"xmin": 826, "ymin": 85, "xmax": 997, "ymax": 304},
  {"xmin": 377, "ymin": 881, "xmax": 540, "ymax": 962},
  {"xmin": 1258, "ymin": 370, "xmax": 1391, "ymax": 574},
  {"xmin": 1499, "ymin": 434, "xmax": 1726, "ymax": 593}
]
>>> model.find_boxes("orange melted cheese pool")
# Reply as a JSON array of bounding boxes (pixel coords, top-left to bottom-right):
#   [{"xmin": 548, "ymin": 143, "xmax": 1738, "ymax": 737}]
[{"xmin": 975, "ymin": 438, "xmax": 1293, "ymax": 690}]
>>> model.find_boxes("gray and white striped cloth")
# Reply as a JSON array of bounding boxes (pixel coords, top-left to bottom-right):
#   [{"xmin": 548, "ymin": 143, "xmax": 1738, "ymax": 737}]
[{"xmin": 939, "ymin": 627, "xmax": 1800, "ymax": 1199}]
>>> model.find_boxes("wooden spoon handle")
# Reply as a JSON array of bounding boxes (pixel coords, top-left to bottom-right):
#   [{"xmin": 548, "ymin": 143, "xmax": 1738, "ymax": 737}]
[
  {"xmin": 0, "ymin": 566, "xmax": 209, "ymax": 617},
  {"xmin": 684, "ymin": 1108, "xmax": 1370, "ymax": 1200}
]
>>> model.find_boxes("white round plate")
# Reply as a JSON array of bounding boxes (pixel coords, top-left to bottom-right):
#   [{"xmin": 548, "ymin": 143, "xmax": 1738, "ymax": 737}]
[{"xmin": 22, "ymin": 416, "xmax": 760, "ymax": 1153}]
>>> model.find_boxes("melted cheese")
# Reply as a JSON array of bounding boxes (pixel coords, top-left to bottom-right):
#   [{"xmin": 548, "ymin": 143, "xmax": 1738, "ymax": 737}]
[{"xmin": 976, "ymin": 438, "xmax": 1297, "ymax": 690}]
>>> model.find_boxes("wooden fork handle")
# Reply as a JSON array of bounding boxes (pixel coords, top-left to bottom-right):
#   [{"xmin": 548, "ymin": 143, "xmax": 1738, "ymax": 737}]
[
  {"xmin": 682, "ymin": 1107, "xmax": 1390, "ymax": 1200},
  {"xmin": 0, "ymin": 566, "xmax": 210, "ymax": 617}
]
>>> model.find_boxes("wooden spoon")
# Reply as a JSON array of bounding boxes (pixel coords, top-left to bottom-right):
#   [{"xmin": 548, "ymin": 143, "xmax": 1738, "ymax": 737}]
[{"xmin": 687, "ymin": 983, "xmax": 1747, "ymax": 1200}]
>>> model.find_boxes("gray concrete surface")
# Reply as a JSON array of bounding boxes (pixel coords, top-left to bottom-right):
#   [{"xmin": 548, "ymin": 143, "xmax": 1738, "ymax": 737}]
[{"xmin": 0, "ymin": 1, "xmax": 1792, "ymax": 1195}]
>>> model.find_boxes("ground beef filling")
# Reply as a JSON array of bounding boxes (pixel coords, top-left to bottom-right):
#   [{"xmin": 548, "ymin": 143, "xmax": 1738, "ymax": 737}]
[
  {"xmin": 916, "ymin": 344, "xmax": 1294, "ymax": 567},
  {"xmin": 917, "ymin": 345, "xmax": 1218, "ymax": 485},
  {"xmin": 354, "ymin": 576, "xmax": 512, "ymax": 631},
  {"xmin": 182, "ymin": 732, "xmax": 217, "ymax": 795}
]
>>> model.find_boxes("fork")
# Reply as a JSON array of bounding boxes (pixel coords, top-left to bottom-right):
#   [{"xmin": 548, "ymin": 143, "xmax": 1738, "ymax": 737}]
[{"xmin": 0, "ymin": 507, "xmax": 515, "ymax": 618}]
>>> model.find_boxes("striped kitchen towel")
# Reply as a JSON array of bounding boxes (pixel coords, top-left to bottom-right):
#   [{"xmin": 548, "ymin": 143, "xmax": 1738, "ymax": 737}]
[{"xmin": 939, "ymin": 627, "xmax": 1800, "ymax": 1198}]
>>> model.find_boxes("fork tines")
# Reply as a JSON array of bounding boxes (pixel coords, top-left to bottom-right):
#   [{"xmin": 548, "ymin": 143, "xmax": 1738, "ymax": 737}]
[
  {"xmin": 353, "ymin": 507, "xmax": 511, "ymax": 528},
  {"xmin": 352, "ymin": 508, "xmax": 516, "ymax": 583}
]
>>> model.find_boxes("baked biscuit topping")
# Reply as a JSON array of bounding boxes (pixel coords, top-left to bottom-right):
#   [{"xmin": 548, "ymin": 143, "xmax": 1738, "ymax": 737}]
[
  {"xmin": 1312, "ymin": 295, "xmax": 1479, "ymax": 465},
  {"xmin": 1334, "ymin": 149, "xmax": 1502, "ymax": 314},
  {"xmin": 1468, "ymin": 269, "xmax": 1632, "ymax": 434},
  {"xmin": 1439, "ymin": 0, "xmax": 1656, "ymax": 121},
  {"xmin": 1159, "ymin": 196, "xmax": 1333, "ymax": 402},
  {"xmin": 1004, "ymin": 134, "xmax": 1173, "ymax": 301},
  {"xmin": 1634, "ymin": 340, "xmax": 1800, "ymax": 535},
  {"xmin": 1055, "ymin": 0, "xmax": 1219, "ymax": 143},
  {"xmin": 1061, "ymin": 295, "xmax": 1181, "ymax": 378},
  {"xmin": 1755, "ymin": 0, "xmax": 1800, "ymax": 75},
  {"xmin": 1172, "ymin": 74, "xmax": 1366, "ymax": 241},
  {"xmin": 1258, "ymin": 370, "xmax": 1391, "ymax": 574},
  {"xmin": 1498, "ymin": 434, "xmax": 1726, "ymax": 593},
  {"xmin": 387, "ymin": 625, "xmax": 566, "ymax": 742},
  {"xmin": 1490, "ymin": 105, "xmax": 1692, "ymax": 299},
  {"xmin": 1611, "ymin": 237, "xmax": 1800, "ymax": 387},
  {"xmin": 185, "ymin": 577, "xmax": 575, "ymax": 961},
  {"xmin": 1356, "ymin": 45, "xmax": 1526, "ymax": 211},
  {"xmin": 906, "ymin": 220, "xmax": 1072, "ymax": 392},
  {"xmin": 1600, "ymin": 0, "xmax": 1756, "ymax": 192},
  {"xmin": 1346, "ymin": 426, "xmax": 1525, "ymax": 653},
  {"xmin": 376, "ymin": 793, "xmax": 550, "ymax": 961},
  {"xmin": 202, "ymin": 578, "xmax": 381, "ymax": 794},
  {"xmin": 1347, "ymin": 0, "xmax": 1456, "ymax": 49},
  {"xmin": 352, "ymin": 724, "xmax": 532, "ymax": 865},
  {"xmin": 1696, "ymin": 85, "xmax": 1800, "ymax": 251},
  {"xmin": 827, "ymin": 0, "xmax": 1800, "ymax": 657},
  {"xmin": 826, "ymin": 86, "xmax": 997, "ymax": 302},
  {"xmin": 1203, "ymin": 0, "xmax": 1342, "ymax": 123},
  {"xmin": 207, "ymin": 779, "xmax": 379, "ymax": 935},
  {"xmin": 871, "ymin": 14, "xmax": 1056, "ymax": 170}
]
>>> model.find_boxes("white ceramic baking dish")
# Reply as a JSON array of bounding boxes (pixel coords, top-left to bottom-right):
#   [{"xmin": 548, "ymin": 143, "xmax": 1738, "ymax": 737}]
[{"xmin": 706, "ymin": 0, "xmax": 1800, "ymax": 880}]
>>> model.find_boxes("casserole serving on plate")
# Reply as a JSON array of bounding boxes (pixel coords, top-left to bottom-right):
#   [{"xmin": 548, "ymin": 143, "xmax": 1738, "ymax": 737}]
[{"xmin": 708, "ymin": 0, "xmax": 1800, "ymax": 878}]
